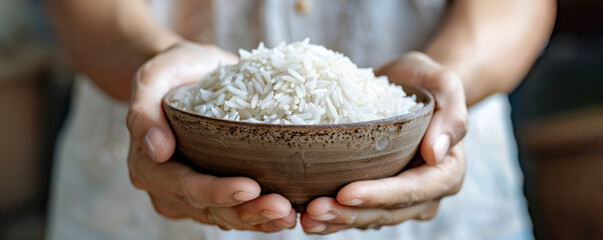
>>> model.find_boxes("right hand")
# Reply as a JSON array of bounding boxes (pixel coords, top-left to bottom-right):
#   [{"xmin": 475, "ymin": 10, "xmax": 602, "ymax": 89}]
[{"xmin": 126, "ymin": 42, "xmax": 297, "ymax": 232}]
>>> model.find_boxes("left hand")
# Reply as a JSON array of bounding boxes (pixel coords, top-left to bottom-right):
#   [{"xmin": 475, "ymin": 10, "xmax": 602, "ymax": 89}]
[{"xmin": 300, "ymin": 52, "xmax": 468, "ymax": 234}]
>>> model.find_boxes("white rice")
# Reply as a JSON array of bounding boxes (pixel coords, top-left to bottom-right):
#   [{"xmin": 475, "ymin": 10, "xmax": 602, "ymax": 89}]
[{"xmin": 171, "ymin": 39, "xmax": 423, "ymax": 125}]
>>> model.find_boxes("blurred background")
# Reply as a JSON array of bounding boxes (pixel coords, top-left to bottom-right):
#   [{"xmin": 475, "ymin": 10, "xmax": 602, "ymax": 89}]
[{"xmin": 0, "ymin": 0, "xmax": 601, "ymax": 239}]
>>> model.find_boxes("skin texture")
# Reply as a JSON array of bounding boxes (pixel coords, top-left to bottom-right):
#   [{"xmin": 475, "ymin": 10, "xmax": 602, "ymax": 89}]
[
  {"xmin": 300, "ymin": 0, "xmax": 556, "ymax": 234},
  {"xmin": 425, "ymin": 0, "xmax": 557, "ymax": 105},
  {"xmin": 127, "ymin": 43, "xmax": 297, "ymax": 231},
  {"xmin": 300, "ymin": 52, "xmax": 468, "ymax": 234},
  {"xmin": 46, "ymin": 0, "xmax": 556, "ymax": 234}
]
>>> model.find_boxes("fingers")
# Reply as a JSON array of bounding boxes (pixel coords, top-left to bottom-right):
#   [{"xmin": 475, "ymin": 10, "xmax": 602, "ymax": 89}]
[
  {"xmin": 301, "ymin": 213, "xmax": 346, "ymax": 234},
  {"xmin": 268, "ymin": 208, "xmax": 298, "ymax": 230},
  {"xmin": 127, "ymin": 56, "xmax": 179, "ymax": 163},
  {"xmin": 179, "ymin": 194, "xmax": 295, "ymax": 232},
  {"xmin": 236, "ymin": 194, "xmax": 293, "ymax": 225},
  {"xmin": 128, "ymin": 140, "xmax": 261, "ymax": 208},
  {"xmin": 419, "ymin": 69, "xmax": 467, "ymax": 165},
  {"xmin": 237, "ymin": 195, "xmax": 295, "ymax": 231},
  {"xmin": 140, "ymin": 156, "xmax": 296, "ymax": 232},
  {"xmin": 137, "ymin": 149, "xmax": 297, "ymax": 232},
  {"xmin": 127, "ymin": 43, "xmax": 237, "ymax": 162},
  {"xmin": 251, "ymin": 208, "xmax": 297, "ymax": 232},
  {"xmin": 336, "ymin": 143, "xmax": 466, "ymax": 208},
  {"xmin": 302, "ymin": 197, "xmax": 440, "ymax": 234},
  {"xmin": 305, "ymin": 197, "xmax": 358, "ymax": 225},
  {"xmin": 376, "ymin": 52, "xmax": 467, "ymax": 165},
  {"xmin": 148, "ymin": 193, "xmax": 186, "ymax": 219}
]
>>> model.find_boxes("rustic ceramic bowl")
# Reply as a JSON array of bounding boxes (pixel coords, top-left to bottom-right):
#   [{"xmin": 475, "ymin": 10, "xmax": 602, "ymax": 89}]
[{"xmin": 163, "ymin": 83, "xmax": 434, "ymax": 211}]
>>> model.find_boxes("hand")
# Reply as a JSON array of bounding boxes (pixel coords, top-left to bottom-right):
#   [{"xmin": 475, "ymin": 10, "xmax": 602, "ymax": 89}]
[
  {"xmin": 126, "ymin": 42, "xmax": 297, "ymax": 232},
  {"xmin": 300, "ymin": 52, "xmax": 468, "ymax": 234}
]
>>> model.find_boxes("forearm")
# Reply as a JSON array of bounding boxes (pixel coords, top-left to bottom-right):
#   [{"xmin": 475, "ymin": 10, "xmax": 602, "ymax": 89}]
[
  {"xmin": 424, "ymin": 0, "xmax": 556, "ymax": 105},
  {"xmin": 45, "ymin": 0, "xmax": 182, "ymax": 101}
]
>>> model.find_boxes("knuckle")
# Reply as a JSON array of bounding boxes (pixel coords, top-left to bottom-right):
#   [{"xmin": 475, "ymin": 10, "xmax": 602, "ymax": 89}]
[
  {"xmin": 128, "ymin": 172, "xmax": 145, "ymax": 190},
  {"xmin": 417, "ymin": 202, "xmax": 440, "ymax": 221},
  {"xmin": 374, "ymin": 179, "xmax": 401, "ymax": 207},
  {"xmin": 166, "ymin": 181, "xmax": 188, "ymax": 204},
  {"xmin": 190, "ymin": 207, "xmax": 215, "ymax": 225},
  {"xmin": 380, "ymin": 211, "xmax": 393, "ymax": 225},
  {"xmin": 343, "ymin": 211, "xmax": 359, "ymax": 225},
  {"xmin": 369, "ymin": 181, "xmax": 387, "ymax": 206},
  {"xmin": 236, "ymin": 205, "xmax": 263, "ymax": 226},
  {"xmin": 456, "ymin": 114, "xmax": 469, "ymax": 137},
  {"xmin": 436, "ymin": 68, "xmax": 453, "ymax": 80},
  {"xmin": 126, "ymin": 153, "xmax": 148, "ymax": 190},
  {"xmin": 436, "ymin": 69, "xmax": 463, "ymax": 89},
  {"xmin": 202, "ymin": 207, "xmax": 215, "ymax": 224},
  {"xmin": 449, "ymin": 172, "xmax": 465, "ymax": 196},
  {"xmin": 443, "ymin": 70, "xmax": 463, "ymax": 88},
  {"xmin": 150, "ymin": 198, "xmax": 180, "ymax": 219},
  {"xmin": 179, "ymin": 171, "xmax": 208, "ymax": 208},
  {"xmin": 431, "ymin": 69, "xmax": 463, "ymax": 95},
  {"xmin": 425, "ymin": 73, "xmax": 446, "ymax": 92},
  {"xmin": 404, "ymin": 185, "xmax": 422, "ymax": 206},
  {"xmin": 236, "ymin": 208, "xmax": 252, "ymax": 224},
  {"xmin": 126, "ymin": 105, "xmax": 145, "ymax": 135},
  {"xmin": 449, "ymin": 182, "xmax": 463, "ymax": 195},
  {"xmin": 206, "ymin": 208, "xmax": 236, "ymax": 231},
  {"xmin": 136, "ymin": 61, "xmax": 157, "ymax": 84},
  {"xmin": 417, "ymin": 210, "xmax": 437, "ymax": 221},
  {"xmin": 172, "ymin": 192, "xmax": 188, "ymax": 205},
  {"xmin": 448, "ymin": 112, "xmax": 468, "ymax": 143},
  {"xmin": 378, "ymin": 177, "xmax": 419, "ymax": 207},
  {"xmin": 409, "ymin": 191, "xmax": 420, "ymax": 205}
]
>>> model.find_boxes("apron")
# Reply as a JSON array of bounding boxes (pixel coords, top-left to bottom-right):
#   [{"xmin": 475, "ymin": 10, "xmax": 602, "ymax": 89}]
[{"xmin": 48, "ymin": 1, "xmax": 533, "ymax": 239}]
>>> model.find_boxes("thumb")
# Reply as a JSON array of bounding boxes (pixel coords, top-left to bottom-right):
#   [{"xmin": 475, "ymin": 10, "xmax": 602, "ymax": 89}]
[
  {"xmin": 127, "ymin": 43, "xmax": 231, "ymax": 162},
  {"xmin": 376, "ymin": 52, "xmax": 467, "ymax": 165},
  {"xmin": 127, "ymin": 61, "xmax": 178, "ymax": 163},
  {"xmin": 418, "ymin": 69, "xmax": 467, "ymax": 165}
]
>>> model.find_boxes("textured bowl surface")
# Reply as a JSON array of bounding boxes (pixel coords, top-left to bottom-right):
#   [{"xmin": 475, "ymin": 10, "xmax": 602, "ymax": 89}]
[{"xmin": 163, "ymin": 83, "xmax": 434, "ymax": 211}]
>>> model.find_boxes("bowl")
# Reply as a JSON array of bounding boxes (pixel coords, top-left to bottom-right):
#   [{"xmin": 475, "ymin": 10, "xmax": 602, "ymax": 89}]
[{"xmin": 163, "ymin": 83, "xmax": 434, "ymax": 211}]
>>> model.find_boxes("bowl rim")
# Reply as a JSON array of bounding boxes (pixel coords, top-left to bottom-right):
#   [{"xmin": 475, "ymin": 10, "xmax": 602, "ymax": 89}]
[{"xmin": 163, "ymin": 82, "xmax": 434, "ymax": 129}]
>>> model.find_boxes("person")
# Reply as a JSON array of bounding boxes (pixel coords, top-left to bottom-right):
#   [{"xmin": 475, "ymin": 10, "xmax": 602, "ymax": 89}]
[{"xmin": 45, "ymin": 0, "xmax": 556, "ymax": 239}]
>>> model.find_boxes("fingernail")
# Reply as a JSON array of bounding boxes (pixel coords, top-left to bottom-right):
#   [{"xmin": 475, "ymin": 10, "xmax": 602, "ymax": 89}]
[
  {"xmin": 261, "ymin": 209, "xmax": 288, "ymax": 219},
  {"xmin": 312, "ymin": 211, "xmax": 336, "ymax": 221},
  {"xmin": 270, "ymin": 219, "xmax": 294, "ymax": 230},
  {"xmin": 143, "ymin": 127, "xmax": 167, "ymax": 161},
  {"xmin": 341, "ymin": 199, "xmax": 363, "ymax": 206},
  {"xmin": 432, "ymin": 134, "xmax": 450, "ymax": 164},
  {"xmin": 306, "ymin": 224, "xmax": 327, "ymax": 233},
  {"xmin": 232, "ymin": 191, "xmax": 258, "ymax": 202}
]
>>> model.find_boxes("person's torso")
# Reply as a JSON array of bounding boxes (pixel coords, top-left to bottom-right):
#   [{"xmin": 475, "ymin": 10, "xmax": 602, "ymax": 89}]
[
  {"xmin": 49, "ymin": 1, "xmax": 533, "ymax": 239},
  {"xmin": 152, "ymin": 0, "xmax": 446, "ymax": 67}
]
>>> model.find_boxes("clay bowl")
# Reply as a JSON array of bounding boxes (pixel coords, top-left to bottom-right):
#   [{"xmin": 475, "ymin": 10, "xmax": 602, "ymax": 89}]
[{"xmin": 163, "ymin": 83, "xmax": 434, "ymax": 211}]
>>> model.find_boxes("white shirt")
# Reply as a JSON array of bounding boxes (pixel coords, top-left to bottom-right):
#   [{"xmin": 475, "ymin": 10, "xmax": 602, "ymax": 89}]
[{"xmin": 48, "ymin": 1, "xmax": 532, "ymax": 239}]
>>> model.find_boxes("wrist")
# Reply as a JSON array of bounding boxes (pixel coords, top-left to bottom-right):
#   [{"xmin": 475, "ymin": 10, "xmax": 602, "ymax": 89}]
[
  {"xmin": 423, "ymin": 46, "xmax": 482, "ymax": 105},
  {"xmin": 116, "ymin": 0, "xmax": 183, "ymax": 60},
  {"xmin": 126, "ymin": 27, "xmax": 183, "ymax": 61}
]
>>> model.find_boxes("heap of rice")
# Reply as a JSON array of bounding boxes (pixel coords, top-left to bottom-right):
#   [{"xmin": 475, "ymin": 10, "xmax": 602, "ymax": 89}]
[{"xmin": 171, "ymin": 39, "xmax": 423, "ymax": 125}]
